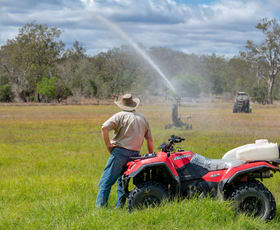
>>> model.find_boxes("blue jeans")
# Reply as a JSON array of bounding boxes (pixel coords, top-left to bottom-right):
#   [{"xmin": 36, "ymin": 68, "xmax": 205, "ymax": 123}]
[{"xmin": 96, "ymin": 147, "xmax": 139, "ymax": 208}]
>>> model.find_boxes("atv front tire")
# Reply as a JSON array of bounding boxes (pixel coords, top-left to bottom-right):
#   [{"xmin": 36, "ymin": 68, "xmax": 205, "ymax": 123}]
[
  {"xmin": 127, "ymin": 182, "xmax": 168, "ymax": 210},
  {"xmin": 231, "ymin": 181, "xmax": 276, "ymax": 220}
]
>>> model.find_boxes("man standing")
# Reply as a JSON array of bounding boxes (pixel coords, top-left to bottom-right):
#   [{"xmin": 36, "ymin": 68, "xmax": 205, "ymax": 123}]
[{"xmin": 96, "ymin": 94, "xmax": 154, "ymax": 208}]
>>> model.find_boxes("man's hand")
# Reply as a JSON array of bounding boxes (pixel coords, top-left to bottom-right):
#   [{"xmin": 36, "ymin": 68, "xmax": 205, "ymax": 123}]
[
  {"xmin": 101, "ymin": 126, "xmax": 117, "ymax": 153},
  {"xmin": 106, "ymin": 143, "xmax": 117, "ymax": 153}
]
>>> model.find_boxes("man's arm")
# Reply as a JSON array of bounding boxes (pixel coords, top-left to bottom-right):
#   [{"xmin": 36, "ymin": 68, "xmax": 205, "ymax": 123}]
[
  {"xmin": 146, "ymin": 137, "xmax": 154, "ymax": 153},
  {"xmin": 101, "ymin": 127, "xmax": 116, "ymax": 153}
]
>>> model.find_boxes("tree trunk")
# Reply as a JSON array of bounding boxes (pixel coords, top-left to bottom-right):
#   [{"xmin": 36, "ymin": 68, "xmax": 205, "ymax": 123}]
[
  {"xmin": 36, "ymin": 92, "xmax": 41, "ymax": 103},
  {"xmin": 267, "ymin": 76, "xmax": 275, "ymax": 104},
  {"xmin": 19, "ymin": 91, "xmax": 27, "ymax": 102}
]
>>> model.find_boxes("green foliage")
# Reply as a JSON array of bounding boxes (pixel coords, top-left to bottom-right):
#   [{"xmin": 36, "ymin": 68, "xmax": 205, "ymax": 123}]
[
  {"xmin": 1, "ymin": 19, "xmax": 280, "ymax": 103},
  {"xmin": 0, "ymin": 84, "xmax": 14, "ymax": 102},
  {"xmin": 37, "ymin": 76, "xmax": 57, "ymax": 102},
  {"xmin": 131, "ymin": 74, "xmax": 149, "ymax": 96},
  {"xmin": 226, "ymin": 58, "xmax": 254, "ymax": 96},
  {"xmin": 172, "ymin": 74, "xmax": 201, "ymax": 98},
  {"xmin": 243, "ymin": 18, "xmax": 280, "ymax": 104},
  {"xmin": 55, "ymin": 82, "xmax": 73, "ymax": 102},
  {"xmin": 90, "ymin": 47, "xmax": 149, "ymax": 98},
  {"xmin": 36, "ymin": 76, "xmax": 73, "ymax": 102},
  {"xmin": 211, "ymin": 75, "xmax": 224, "ymax": 95},
  {"xmin": 201, "ymin": 54, "xmax": 228, "ymax": 95},
  {"xmin": 0, "ymin": 22, "xmax": 64, "ymax": 102},
  {"xmin": 59, "ymin": 42, "xmax": 95, "ymax": 98},
  {"xmin": 0, "ymin": 74, "xmax": 10, "ymax": 85},
  {"xmin": 0, "ymin": 75, "xmax": 14, "ymax": 102},
  {"xmin": 252, "ymin": 81, "xmax": 268, "ymax": 104},
  {"xmin": 90, "ymin": 80, "xmax": 98, "ymax": 96}
]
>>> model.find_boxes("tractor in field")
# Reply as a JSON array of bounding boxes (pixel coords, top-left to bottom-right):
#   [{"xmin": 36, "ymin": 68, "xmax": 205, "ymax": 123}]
[{"xmin": 233, "ymin": 92, "xmax": 252, "ymax": 113}]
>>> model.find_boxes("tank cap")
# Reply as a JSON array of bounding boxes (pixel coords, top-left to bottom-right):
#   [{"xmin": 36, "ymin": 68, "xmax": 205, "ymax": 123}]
[{"xmin": 255, "ymin": 139, "xmax": 269, "ymax": 144}]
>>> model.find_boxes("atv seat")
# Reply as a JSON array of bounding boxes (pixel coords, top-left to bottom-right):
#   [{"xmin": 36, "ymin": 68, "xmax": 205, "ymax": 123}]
[
  {"xmin": 190, "ymin": 154, "xmax": 245, "ymax": 171},
  {"xmin": 128, "ymin": 153, "xmax": 157, "ymax": 161}
]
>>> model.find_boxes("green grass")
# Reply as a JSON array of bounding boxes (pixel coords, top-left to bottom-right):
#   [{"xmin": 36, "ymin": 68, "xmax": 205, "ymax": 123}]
[{"xmin": 1, "ymin": 103, "xmax": 280, "ymax": 229}]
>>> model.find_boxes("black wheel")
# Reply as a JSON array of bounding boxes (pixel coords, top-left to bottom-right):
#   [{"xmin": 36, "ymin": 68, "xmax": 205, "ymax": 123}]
[
  {"xmin": 231, "ymin": 181, "xmax": 276, "ymax": 220},
  {"xmin": 127, "ymin": 182, "xmax": 168, "ymax": 210}
]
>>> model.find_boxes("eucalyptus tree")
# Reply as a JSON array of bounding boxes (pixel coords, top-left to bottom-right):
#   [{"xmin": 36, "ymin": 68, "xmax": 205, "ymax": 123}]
[
  {"xmin": 0, "ymin": 23, "xmax": 64, "ymax": 102},
  {"xmin": 242, "ymin": 18, "xmax": 280, "ymax": 104}
]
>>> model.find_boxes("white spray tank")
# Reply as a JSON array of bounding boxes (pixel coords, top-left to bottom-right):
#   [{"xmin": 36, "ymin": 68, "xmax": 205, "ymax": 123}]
[{"xmin": 222, "ymin": 139, "xmax": 280, "ymax": 161}]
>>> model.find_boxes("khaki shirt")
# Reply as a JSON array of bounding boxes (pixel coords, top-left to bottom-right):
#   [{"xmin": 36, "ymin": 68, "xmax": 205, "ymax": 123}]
[{"xmin": 102, "ymin": 111, "xmax": 152, "ymax": 151}]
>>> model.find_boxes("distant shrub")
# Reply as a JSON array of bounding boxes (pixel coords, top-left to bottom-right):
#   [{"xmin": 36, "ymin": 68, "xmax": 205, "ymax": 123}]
[
  {"xmin": 37, "ymin": 76, "xmax": 73, "ymax": 103},
  {"xmin": 55, "ymin": 83, "xmax": 73, "ymax": 102},
  {"xmin": 0, "ymin": 84, "xmax": 14, "ymax": 102},
  {"xmin": 37, "ymin": 76, "xmax": 57, "ymax": 102},
  {"xmin": 90, "ymin": 80, "xmax": 98, "ymax": 96},
  {"xmin": 252, "ymin": 83, "xmax": 268, "ymax": 104}
]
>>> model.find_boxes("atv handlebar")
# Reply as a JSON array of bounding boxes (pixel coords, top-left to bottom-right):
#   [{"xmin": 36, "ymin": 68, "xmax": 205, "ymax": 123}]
[
  {"xmin": 158, "ymin": 135, "xmax": 185, "ymax": 152},
  {"xmin": 168, "ymin": 135, "xmax": 185, "ymax": 143}
]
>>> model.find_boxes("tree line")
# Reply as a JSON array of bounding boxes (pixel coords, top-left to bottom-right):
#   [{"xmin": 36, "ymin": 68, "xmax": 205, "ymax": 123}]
[{"xmin": 0, "ymin": 18, "xmax": 280, "ymax": 104}]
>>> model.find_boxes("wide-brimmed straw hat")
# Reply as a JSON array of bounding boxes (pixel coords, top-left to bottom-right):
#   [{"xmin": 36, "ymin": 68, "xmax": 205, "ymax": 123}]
[{"xmin": 114, "ymin": 94, "xmax": 140, "ymax": 111}]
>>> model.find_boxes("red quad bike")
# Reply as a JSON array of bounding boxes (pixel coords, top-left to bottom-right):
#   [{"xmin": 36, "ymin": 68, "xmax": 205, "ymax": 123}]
[{"xmin": 121, "ymin": 135, "xmax": 280, "ymax": 220}]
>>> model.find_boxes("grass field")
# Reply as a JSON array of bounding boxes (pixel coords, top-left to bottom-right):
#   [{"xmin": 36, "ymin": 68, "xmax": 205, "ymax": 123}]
[{"xmin": 0, "ymin": 102, "xmax": 280, "ymax": 229}]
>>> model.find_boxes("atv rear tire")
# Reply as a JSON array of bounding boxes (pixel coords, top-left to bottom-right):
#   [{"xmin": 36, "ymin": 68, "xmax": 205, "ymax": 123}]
[
  {"xmin": 231, "ymin": 181, "xmax": 276, "ymax": 220},
  {"xmin": 127, "ymin": 182, "xmax": 168, "ymax": 211}
]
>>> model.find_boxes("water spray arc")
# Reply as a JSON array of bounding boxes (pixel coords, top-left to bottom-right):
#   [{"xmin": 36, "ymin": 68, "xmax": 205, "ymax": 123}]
[
  {"xmin": 95, "ymin": 15, "xmax": 176, "ymax": 94},
  {"xmin": 94, "ymin": 14, "xmax": 191, "ymax": 130}
]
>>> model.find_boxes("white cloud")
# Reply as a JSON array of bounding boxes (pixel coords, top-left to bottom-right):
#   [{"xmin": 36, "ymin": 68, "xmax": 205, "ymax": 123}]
[
  {"xmin": 268, "ymin": 0, "xmax": 280, "ymax": 9},
  {"xmin": 0, "ymin": 0, "xmax": 278, "ymax": 56}
]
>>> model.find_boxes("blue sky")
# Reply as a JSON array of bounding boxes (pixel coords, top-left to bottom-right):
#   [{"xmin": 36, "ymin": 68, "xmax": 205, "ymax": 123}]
[{"xmin": 0, "ymin": 0, "xmax": 280, "ymax": 57}]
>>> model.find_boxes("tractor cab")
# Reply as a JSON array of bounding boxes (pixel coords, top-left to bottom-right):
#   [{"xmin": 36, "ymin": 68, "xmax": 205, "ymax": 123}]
[{"xmin": 233, "ymin": 92, "xmax": 252, "ymax": 113}]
